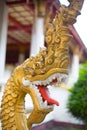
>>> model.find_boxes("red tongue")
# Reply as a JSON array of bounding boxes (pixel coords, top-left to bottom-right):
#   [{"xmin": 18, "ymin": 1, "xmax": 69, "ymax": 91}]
[{"xmin": 38, "ymin": 85, "xmax": 59, "ymax": 106}]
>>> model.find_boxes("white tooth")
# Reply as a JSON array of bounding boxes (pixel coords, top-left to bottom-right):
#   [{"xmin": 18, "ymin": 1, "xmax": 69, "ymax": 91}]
[
  {"xmin": 36, "ymin": 88, "xmax": 39, "ymax": 92},
  {"xmin": 29, "ymin": 83, "xmax": 33, "ymax": 87},
  {"xmin": 44, "ymin": 100, "xmax": 47, "ymax": 107},
  {"xmin": 62, "ymin": 77, "xmax": 64, "ymax": 81},
  {"xmin": 35, "ymin": 81, "xmax": 39, "ymax": 85},
  {"xmin": 39, "ymin": 97, "xmax": 43, "ymax": 103},
  {"xmin": 48, "ymin": 79, "xmax": 50, "ymax": 82},
  {"xmin": 38, "ymin": 82, "xmax": 41, "ymax": 85},
  {"xmin": 40, "ymin": 82, "xmax": 42, "ymax": 85},
  {"xmin": 46, "ymin": 81, "xmax": 48, "ymax": 84},
  {"xmin": 53, "ymin": 76, "xmax": 55, "ymax": 79},
  {"xmin": 39, "ymin": 81, "xmax": 42, "ymax": 84},
  {"xmin": 45, "ymin": 80, "xmax": 47, "ymax": 83},
  {"xmin": 47, "ymin": 80, "xmax": 49, "ymax": 84},
  {"xmin": 43, "ymin": 82, "xmax": 46, "ymax": 86},
  {"xmin": 39, "ymin": 96, "xmax": 43, "ymax": 100},
  {"xmin": 58, "ymin": 77, "xmax": 61, "ymax": 81},
  {"xmin": 34, "ymin": 86, "xmax": 37, "ymax": 89},
  {"xmin": 43, "ymin": 83, "xmax": 45, "ymax": 85},
  {"xmin": 49, "ymin": 78, "xmax": 52, "ymax": 82},
  {"xmin": 34, "ymin": 87, "xmax": 39, "ymax": 91},
  {"xmin": 34, "ymin": 84, "xmax": 36, "ymax": 87},
  {"xmin": 41, "ymin": 82, "xmax": 43, "ymax": 85},
  {"xmin": 38, "ymin": 93, "xmax": 41, "ymax": 97},
  {"xmin": 48, "ymin": 81, "xmax": 50, "ymax": 84}
]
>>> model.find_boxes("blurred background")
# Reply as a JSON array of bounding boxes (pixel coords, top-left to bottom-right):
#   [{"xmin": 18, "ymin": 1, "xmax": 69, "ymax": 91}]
[{"xmin": 0, "ymin": 0, "xmax": 87, "ymax": 129}]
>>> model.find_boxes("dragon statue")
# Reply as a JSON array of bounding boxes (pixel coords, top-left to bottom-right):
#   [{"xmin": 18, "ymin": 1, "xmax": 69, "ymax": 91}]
[{"xmin": 1, "ymin": 0, "xmax": 84, "ymax": 130}]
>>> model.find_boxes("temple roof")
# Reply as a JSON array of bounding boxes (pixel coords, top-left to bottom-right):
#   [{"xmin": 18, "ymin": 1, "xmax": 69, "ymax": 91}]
[{"xmin": 6, "ymin": 0, "xmax": 87, "ymax": 64}]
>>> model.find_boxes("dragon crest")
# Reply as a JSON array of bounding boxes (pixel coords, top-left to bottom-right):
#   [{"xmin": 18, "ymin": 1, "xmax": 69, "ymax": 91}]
[{"xmin": 1, "ymin": 0, "xmax": 84, "ymax": 130}]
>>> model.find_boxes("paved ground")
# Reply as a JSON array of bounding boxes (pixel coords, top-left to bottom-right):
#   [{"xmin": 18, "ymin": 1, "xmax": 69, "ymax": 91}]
[
  {"xmin": 0, "ymin": 121, "xmax": 86, "ymax": 130},
  {"xmin": 44, "ymin": 126, "xmax": 85, "ymax": 130},
  {"xmin": 33, "ymin": 121, "xmax": 86, "ymax": 130},
  {"xmin": 33, "ymin": 125, "xmax": 86, "ymax": 130}
]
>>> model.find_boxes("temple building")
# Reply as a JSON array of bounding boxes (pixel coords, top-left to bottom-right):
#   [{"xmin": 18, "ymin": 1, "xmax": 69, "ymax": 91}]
[{"xmin": 0, "ymin": 0, "xmax": 87, "ymax": 129}]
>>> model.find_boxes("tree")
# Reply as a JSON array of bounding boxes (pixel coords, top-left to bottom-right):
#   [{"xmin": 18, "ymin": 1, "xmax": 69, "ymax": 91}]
[{"xmin": 67, "ymin": 62, "xmax": 87, "ymax": 124}]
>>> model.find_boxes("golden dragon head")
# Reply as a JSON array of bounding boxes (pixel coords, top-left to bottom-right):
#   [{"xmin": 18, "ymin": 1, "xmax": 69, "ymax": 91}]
[
  {"xmin": 13, "ymin": 0, "xmax": 84, "ymax": 128},
  {"xmin": 22, "ymin": 21, "xmax": 71, "ymax": 108}
]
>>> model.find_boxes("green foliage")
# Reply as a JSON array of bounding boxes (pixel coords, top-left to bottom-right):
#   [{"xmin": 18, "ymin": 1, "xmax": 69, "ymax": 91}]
[{"xmin": 67, "ymin": 62, "xmax": 87, "ymax": 124}]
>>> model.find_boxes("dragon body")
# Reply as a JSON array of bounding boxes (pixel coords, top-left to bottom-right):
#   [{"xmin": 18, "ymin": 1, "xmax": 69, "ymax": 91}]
[{"xmin": 1, "ymin": 0, "xmax": 84, "ymax": 130}]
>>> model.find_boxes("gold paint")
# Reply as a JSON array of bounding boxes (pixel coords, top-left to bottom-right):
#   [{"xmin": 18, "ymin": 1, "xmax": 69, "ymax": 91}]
[{"xmin": 1, "ymin": 0, "xmax": 84, "ymax": 130}]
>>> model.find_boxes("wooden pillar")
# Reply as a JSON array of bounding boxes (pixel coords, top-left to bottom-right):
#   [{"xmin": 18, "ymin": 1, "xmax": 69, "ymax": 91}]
[
  {"xmin": 30, "ymin": 0, "xmax": 45, "ymax": 56},
  {"xmin": 0, "ymin": 0, "xmax": 8, "ymax": 78}
]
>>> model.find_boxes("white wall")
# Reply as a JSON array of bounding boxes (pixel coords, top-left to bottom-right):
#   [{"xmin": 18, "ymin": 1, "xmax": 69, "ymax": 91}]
[{"xmin": 44, "ymin": 86, "xmax": 83, "ymax": 124}]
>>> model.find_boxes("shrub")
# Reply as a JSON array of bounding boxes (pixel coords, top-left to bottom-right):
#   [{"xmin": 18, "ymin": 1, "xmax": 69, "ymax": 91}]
[{"xmin": 67, "ymin": 62, "xmax": 87, "ymax": 124}]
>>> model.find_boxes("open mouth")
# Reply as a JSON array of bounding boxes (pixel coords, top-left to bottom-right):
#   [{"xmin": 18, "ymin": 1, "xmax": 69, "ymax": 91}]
[
  {"xmin": 38, "ymin": 84, "xmax": 59, "ymax": 106},
  {"xmin": 22, "ymin": 73, "xmax": 68, "ymax": 109}
]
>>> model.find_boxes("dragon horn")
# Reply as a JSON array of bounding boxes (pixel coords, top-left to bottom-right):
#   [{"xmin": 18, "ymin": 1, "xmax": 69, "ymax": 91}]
[
  {"xmin": 58, "ymin": 0, "xmax": 84, "ymax": 25},
  {"xmin": 68, "ymin": 0, "xmax": 84, "ymax": 18},
  {"xmin": 68, "ymin": 0, "xmax": 84, "ymax": 11}
]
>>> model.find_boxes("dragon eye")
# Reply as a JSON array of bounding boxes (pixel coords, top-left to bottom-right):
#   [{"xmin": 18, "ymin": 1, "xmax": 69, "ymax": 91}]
[{"xmin": 34, "ymin": 62, "xmax": 40, "ymax": 69}]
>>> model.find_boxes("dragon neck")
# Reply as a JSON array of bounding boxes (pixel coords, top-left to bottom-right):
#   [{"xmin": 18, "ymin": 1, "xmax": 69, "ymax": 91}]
[
  {"xmin": 1, "ymin": 76, "xmax": 29, "ymax": 130},
  {"xmin": 15, "ymin": 93, "xmax": 29, "ymax": 130}
]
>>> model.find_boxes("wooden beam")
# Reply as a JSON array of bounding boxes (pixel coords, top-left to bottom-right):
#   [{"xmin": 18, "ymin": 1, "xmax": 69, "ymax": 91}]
[
  {"xmin": 6, "ymin": 0, "xmax": 34, "ymax": 6},
  {"xmin": 25, "ymin": 4, "xmax": 34, "ymax": 15},
  {"xmin": 6, "ymin": 0, "xmax": 26, "ymax": 6},
  {"xmin": 9, "ymin": 16, "xmax": 32, "ymax": 34},
  {"xmin": 8, "ymin": 25, "xmax": 32, "ymax": 33},
  {"xmin": 8, "ymin": 34, "xmax": 23, "ymax": 44},
  {"xmin": 69, "ymin": 25, "xmax": 84, "ymax": 47},
  {"xmin": 9, "ymin": 16, "xmax": 28, "ymax": 32},
  {"xmin": 8, "ymin": 35, "xmax": 30, "ymax": 45}
]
